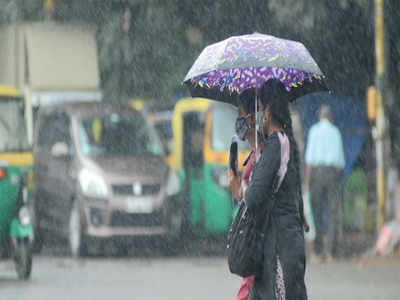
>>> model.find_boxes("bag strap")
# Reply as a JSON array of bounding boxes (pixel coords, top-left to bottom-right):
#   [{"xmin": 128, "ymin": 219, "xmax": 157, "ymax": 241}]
[
  {"xmin": 274, "ymin": 132, "xmax": 290, "ymax": 193},
  {"xmin": 255, "ymin": 132, "xmax": 290, "ymax": 230}
]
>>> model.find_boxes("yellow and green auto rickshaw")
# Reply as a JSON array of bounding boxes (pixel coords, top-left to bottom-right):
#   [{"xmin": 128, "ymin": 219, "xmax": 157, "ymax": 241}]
[
  {"xmin": 0, "ymin": 85, "xmax": 34, "ymax": 279},
  {"xmin": 170, "ymin": 98, "xmax": 250, "ymax": 236}
]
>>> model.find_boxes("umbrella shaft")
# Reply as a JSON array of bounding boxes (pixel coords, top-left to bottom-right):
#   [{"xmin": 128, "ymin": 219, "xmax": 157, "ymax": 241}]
[{"xmin": 255, "ymin": 88, "xmax": 258, "ymax": 153}]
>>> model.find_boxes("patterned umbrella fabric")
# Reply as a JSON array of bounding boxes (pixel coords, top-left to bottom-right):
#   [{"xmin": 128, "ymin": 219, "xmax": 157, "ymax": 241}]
[{"xmin": 184, "ymin": 32, "xmax": 326, "ymax": 103}]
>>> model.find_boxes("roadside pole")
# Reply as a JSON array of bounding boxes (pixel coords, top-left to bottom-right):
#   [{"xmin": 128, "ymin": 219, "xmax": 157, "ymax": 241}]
[{"xmin": 375, "ymin": 0, "xmax": 386, "ymax": 232}]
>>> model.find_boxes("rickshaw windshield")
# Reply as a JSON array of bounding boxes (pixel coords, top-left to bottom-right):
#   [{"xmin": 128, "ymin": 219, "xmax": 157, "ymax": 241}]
[
  {"xmin": 77, "ymin": 111, "xmax": 162, "ymax": 157},
  {"xmin": 211, "ymin": 105, "xmax": 251, "ymax": 151},
  {"xmin": 0, "ymin": 98, "xmax": 30, "ymax": 152}
]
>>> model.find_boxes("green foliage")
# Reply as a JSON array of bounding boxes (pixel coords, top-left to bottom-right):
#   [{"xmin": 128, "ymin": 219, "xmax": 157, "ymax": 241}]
[{"xmin": 343, "ymin": 168, "xmax": 369, "ymax": 231}]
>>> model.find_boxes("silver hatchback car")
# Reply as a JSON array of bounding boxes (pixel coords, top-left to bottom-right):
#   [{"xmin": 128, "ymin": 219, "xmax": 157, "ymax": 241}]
[{"xmin": 32, "ymin": 102, "xmax": 183, "ymax": 256}]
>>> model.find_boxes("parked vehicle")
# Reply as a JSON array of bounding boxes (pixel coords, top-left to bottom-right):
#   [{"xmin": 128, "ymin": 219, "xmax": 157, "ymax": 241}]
[
  {"xmin": 32, "ymin": 102, "xmax": 182, "ymax": 257},
  {"xmin": 0, "ymin": 85, "xmax": 34, "ymax": 279},
  {"xmin": 170, "ymin": 98, "xmax": 250, "ymax": 236}
]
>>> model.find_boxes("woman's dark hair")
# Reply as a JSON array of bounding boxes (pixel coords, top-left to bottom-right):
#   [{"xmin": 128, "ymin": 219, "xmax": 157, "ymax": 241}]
[
  {"xmin": 259, "ymin": 80, "xmax": 307, "ymax": 230},
  {"xmin": 238, "ymin": 88, "xmax": 256, "ymax": 115}
]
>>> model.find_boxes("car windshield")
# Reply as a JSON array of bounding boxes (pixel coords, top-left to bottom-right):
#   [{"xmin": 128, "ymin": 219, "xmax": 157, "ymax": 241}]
[
  {"xmin": 77, "ymin": 111, "xmax": 162, "ymax": 157},
  {"xmin": 0, "ymin": 98, "xmax": 30, "ymax": 152},
  {"xmin": 211, "ymin": 104, "xmax": 251, "ymax": 151}
]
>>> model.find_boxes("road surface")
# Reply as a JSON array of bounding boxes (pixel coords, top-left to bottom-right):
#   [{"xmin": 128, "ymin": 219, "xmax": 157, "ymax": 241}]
[{"xmin": 0, "ymin": 253, "xmax": 399, "ymax": 300}]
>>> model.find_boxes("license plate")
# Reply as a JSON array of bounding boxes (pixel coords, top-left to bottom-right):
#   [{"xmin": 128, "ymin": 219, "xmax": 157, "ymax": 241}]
[{"xmin": 125, "ymin": 199, "xmax": 153, "ymax": 213}]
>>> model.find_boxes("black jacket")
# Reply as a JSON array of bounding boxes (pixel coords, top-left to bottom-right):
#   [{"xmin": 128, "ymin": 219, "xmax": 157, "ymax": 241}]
[{"xmin": 245, "ymin": 132, "xmax": 307, "ymax": 300}]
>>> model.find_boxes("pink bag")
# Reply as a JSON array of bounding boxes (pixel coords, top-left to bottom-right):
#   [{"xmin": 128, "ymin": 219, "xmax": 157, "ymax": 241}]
[{"xmin": 236, "ymin": 276, "xmax": 254, "ymax": 300}]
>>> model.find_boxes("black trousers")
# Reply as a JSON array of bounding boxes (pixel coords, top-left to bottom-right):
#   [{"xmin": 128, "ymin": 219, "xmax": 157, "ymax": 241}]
[{"xmin": 310, "ymin": 166, "xmax": 342, "ymax": 256}]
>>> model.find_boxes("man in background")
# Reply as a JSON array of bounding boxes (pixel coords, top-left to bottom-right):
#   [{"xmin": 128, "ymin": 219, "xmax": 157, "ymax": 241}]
[{"xmin": 304, "ymin": 105, "xmax": 345, "ymax": 263}]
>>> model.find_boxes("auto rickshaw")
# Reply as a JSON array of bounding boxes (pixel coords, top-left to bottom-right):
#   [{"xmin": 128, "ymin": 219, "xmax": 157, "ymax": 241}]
[
  {"xmin": 0, "ymin": 85, "xmax": 34, "ymax": 279},
  {"xmin": 170, "ymin": 98, "xmax": 250, "ymax": 236}
]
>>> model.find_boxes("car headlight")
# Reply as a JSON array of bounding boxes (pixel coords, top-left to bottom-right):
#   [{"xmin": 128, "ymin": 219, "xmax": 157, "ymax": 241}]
[
  {"xmin": 19, "ymin": 205, "xmax": 31, "ymax": 226},
  {"xmin": 211, "ymin": 166, "xmax": 228, "ymax": 188},
  {"xmin": 166, "ymin": 170, "xmax": 180, "ymax": 196},
  {"xmin": 79, "ymin": 168, "xmax": 108, "ymax": 199}
]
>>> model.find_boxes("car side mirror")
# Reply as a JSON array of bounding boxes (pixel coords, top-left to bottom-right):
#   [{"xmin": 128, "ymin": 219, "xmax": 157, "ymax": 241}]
[{"xmin": 51, "ymin": 142, "xmax": 70, "ymax": 158}]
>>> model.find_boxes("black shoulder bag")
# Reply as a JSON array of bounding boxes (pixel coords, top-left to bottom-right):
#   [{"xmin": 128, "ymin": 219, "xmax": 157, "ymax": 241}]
[
  {"xmin": 227, "ymin": 171, "xmax": 284, "ymax": 277},
  {"xmin": 226, "ymin": 191, "xmax": 276, "ymax": 277},
  {"xmin": 226, "ymin": 200, "xmax": 265, "ymax": 277}
]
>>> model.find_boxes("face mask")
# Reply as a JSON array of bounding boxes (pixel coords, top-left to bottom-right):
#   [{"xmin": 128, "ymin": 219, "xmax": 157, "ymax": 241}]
[{"xmin": 235, "ymin": 117, "xmax": 249, "ymax": 141}]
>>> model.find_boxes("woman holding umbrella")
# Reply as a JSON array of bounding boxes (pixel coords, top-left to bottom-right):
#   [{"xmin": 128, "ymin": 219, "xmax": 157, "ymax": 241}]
[
  {"xmin": 229, "ymin": 82, "xmax": 309, "ymax": 300},
  {"xmin": 241, "ymin": 79, "xmax": 308, "ymax": 300},
  {"xmin": 184, "ymin": 32, "xmax": 326, "ymax": 300}
]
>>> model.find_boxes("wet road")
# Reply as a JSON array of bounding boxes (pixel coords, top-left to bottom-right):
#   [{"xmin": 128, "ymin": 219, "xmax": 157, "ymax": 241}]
[{"xmin": 0, "ymin": 253, "xmax": 399, "ymax": 300}]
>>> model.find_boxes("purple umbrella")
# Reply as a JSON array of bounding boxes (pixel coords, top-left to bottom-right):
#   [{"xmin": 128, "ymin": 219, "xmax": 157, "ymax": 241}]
[{"xmin": 184, "ymin": 32, "xmax": 327, "ymax": 104}]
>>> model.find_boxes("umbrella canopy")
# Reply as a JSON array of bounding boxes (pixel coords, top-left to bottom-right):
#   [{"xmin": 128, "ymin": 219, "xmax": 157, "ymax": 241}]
[{"xmin": 184, "ymin": 33, "xmax": 327, "ymax": 104}]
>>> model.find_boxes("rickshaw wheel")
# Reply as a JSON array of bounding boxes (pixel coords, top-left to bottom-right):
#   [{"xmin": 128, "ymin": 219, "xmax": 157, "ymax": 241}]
[
  {"xmin": 14, "ymin": 239, "xmax": 32, "ymax": 280},
  {"xmin": 68, "ymin": 200, "xmax": 88, "ymax": 258}
]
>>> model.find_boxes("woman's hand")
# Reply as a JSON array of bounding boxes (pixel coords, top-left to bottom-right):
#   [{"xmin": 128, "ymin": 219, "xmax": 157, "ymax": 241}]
[{"xmin": 228, "ymin": 169, "xmax": 242, "ymax": 200}]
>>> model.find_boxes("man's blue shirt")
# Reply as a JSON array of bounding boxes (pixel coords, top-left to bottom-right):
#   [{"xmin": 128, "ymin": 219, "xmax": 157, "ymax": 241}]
[{"xmin": 305, "ymin": 119, "xmax": 345, "ymax": 169}]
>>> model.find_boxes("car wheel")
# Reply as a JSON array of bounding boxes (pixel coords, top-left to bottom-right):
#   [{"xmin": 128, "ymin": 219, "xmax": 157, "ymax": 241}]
[
  {"xmin": 169, "ymin": 208, "xmax": 184, "ymax": 238},
  {"xmin": 163, "ymin": 208, "xmax": 184, "ymax": 256},
  {"xmin": 68, "ymin": 200, "xmax": 87, "ymax": 257}
]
